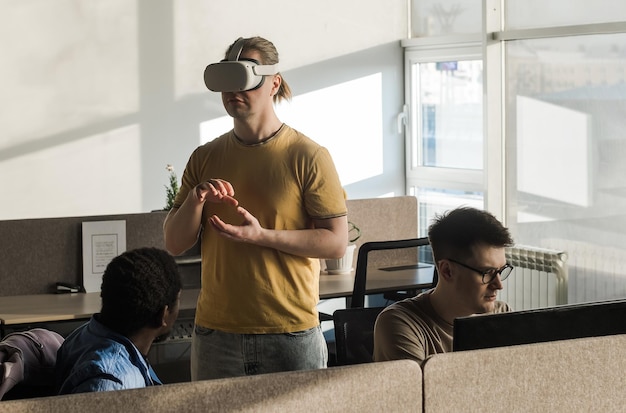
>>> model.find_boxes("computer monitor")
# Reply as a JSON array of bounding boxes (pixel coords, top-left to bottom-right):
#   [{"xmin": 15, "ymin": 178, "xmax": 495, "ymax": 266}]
[{"xmin": 453, "ymin": 298, "xmax": 626, "ymax": 352}]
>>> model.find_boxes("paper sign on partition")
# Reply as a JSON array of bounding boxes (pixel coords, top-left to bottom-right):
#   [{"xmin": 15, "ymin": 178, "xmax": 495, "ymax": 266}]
[{"xmin": 82, "ymin": 220, "xmax": 126, "ymax": 293}]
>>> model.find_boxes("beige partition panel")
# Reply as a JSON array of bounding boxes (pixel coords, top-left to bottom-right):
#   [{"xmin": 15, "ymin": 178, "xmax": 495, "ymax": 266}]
[
  {"xmin": 346, "ymin": 196, "xmax": 417, "ymax": 247},
  {"xmin": 423, "ymin": 334, "xmax": 626, "ymax": 413},
  {"xmin": 344, "ymin": 196, "xmax": 419, "ymax": 270},
  {"xmin": 2, "ymin": 360, "xmax": 422, "ymax": 413}
]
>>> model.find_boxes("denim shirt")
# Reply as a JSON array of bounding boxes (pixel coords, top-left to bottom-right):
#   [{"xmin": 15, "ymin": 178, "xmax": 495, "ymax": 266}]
[{"xmin": 55, "ymin": 315, "xmax": 161, "ymax": 394}]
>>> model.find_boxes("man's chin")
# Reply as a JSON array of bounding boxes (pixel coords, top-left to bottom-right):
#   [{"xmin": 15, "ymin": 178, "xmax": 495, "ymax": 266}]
[
  {"xmin": 482, "ymin": 301, "xmax": 496, "ymax": 314},
  {"xmin": 153, "ymin": 328, "xmax": 172, "ymax": 343}
]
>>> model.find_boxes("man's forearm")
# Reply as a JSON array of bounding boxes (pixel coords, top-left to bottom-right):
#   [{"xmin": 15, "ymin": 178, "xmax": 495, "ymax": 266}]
[
  {"xmin": 256, "ymin": 227, "xmax": 347, "ymax": 259},
  {"xmin": 163, "ymin": 193, "xmax": 204, "ymax": 255}
]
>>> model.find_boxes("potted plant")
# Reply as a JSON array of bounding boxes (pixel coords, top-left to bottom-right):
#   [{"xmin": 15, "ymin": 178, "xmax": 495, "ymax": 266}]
[
  {"xmin": 325, "ymin": 221, "xmax": 361, "ymax": 274},
  {"xmin": 348, "ymin": 221, "xmax": 361, "ymax": 244},
  {"xmin": 162, "ymin": 165, "xmax": 201, "ymax": 256},
  {"xmin": 164, "ymin": 164, "xmax": 179, "ymax": 211}
]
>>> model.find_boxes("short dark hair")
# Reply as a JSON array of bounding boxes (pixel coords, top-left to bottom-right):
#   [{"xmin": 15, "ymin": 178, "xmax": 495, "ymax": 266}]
[
  {"xmin": 428, "ymin": 207, "xmax": 514, "ymax": 262},
  {"xmin": 99, "ymin": 248, "xmax": 181, "ymax": 336}
]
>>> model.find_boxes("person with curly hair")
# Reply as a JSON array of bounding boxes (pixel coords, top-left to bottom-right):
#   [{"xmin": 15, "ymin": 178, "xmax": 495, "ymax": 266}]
[{"xmin": 55, "ymin": 248, "xmax": 182, "ymax": 394}]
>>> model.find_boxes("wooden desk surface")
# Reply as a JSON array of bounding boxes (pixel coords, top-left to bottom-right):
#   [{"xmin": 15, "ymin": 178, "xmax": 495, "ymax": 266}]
[
  {"xmin": 0, "ymin": 267, "xmax": 434, "ymax": 326},
  {"xmin": 319, "ymin": 266, "xmax": 434, "ymax": 299},
  {"xmin": 0, "ymin": 289, "xmax": 200, "ymax": 326}
]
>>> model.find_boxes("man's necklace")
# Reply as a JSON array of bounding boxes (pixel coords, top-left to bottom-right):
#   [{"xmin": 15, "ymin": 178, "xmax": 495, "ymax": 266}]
[{"xmin": 234, "ymin": 123, "xmax": 284, "ymax": 146}]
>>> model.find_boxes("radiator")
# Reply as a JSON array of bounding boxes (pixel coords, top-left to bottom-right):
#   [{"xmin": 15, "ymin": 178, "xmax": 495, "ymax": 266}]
[
  {"xmin": 543, "ymin": 239, "xmax": 626, "ymax": 303},
  {"xmin": 499, "ymin": 245, "xmax": 568, "ymax": 310}
]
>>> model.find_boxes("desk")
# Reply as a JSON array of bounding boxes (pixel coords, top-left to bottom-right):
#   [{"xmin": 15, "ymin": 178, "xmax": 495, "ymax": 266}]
[
  {"xmin": 0, "ymin": 290, "xmax": 198, "ymax": 334},
  {"xmin": 319, "ymin": 266, "xmax": 434, "ymax": 299},
  {"xmin": 0, "ymin": 266, "xmax": 434, "ymax": 333}
]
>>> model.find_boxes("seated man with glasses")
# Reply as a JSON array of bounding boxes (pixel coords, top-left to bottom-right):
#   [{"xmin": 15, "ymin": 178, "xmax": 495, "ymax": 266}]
[{"xmin": 373, "ymin": 206, "xmax": 514, "ymax": 365}]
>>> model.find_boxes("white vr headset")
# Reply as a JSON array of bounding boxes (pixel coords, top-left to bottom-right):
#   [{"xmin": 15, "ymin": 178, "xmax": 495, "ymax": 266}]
[{"xmin": 204, "ymin": 38, "xmax": 279, "ymax": 92}]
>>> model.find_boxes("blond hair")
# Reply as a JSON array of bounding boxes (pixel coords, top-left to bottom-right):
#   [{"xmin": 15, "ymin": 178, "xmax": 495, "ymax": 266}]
[{"xmin": 225, "ymin": 36, "xmax": 292, "ymax": 103}]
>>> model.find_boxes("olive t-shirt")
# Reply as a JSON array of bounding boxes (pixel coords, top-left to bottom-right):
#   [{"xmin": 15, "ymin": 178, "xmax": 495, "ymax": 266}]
[{"xmin": 373, "ymin": 290, "xmax": 511, "ymax": 364}]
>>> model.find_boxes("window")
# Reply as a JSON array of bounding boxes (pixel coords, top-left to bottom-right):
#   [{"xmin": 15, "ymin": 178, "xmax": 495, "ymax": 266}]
[
  {"xmin": 489, "ymin": 2, "xmax": 626, "ymax": 304},
  {"xmin": 404, "ymin": 38, "xmax": 484, "ymax": 236},
  {"xmin": 503, "ymin": 32, "xmax": 626, "ymax": 303},
  {"xmin": 407, "ymin": 1, "xmax": 626, "ymax": 305},
  {"xmin": 505, "ymin": 0, "xmax": 626, "ymax": 29}
]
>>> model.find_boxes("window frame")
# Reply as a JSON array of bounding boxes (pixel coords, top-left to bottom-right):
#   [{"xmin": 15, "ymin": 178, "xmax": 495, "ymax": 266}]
[{"xmin": 402, "ymin": 35, "xmax": 486, "ymax": 204}]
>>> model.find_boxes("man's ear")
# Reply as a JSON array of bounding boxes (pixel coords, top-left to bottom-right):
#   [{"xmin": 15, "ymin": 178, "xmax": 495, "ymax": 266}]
[
  {"xmin": 437, "ymin": 259, "xmax": 454, "ymax": 282},
  {"xmin": 270, "ymin": 74, "xmax": 282, "ymax": 96},
  {"xmin": 159, "ymin": 305, "xmax": 170, "ymax": 327}
]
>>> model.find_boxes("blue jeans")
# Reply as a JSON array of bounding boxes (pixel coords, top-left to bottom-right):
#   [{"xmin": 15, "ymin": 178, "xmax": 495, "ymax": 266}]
[{"xmin": 190, "ymin": 325, "xmax": 328, "ymax": 380}]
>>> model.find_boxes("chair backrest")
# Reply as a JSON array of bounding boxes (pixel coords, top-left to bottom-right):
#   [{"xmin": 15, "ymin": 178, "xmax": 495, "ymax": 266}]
[
  {"xmin": 0, "ymin": 328, "xmax": 64, "ymax": 400},
  {"xmin": 333, "ymin": 306, "xmax": 386, "ymax": 366},
  {"xmin": 351, "ymin": 237, "xmax": 432, "ymax": 308}
]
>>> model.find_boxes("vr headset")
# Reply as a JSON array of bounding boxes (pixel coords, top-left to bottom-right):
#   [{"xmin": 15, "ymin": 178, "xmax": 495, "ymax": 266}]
[{"xmin": 204, "ymin": 38, "xmax": 279, "ymax": 92}]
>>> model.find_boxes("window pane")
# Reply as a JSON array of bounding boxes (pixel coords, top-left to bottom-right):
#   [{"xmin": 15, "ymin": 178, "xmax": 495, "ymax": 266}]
[
  {"xmin": 505, "ymin": 0, "xmax": 626, "ymax": 29},
  {"xmin": 413, "ymin": 187, "xmax": 483, "ymax": 237},
  {"xmin": 410, "ymin": 0, "xmax": 482, "ymax": 37},
  {"xmin": 414, "ymin": 60, "xmax": 483, "ymax": 169},
  {"xmin": 506, "ymin": 33, "xmax": 626, "ymax": 303}
]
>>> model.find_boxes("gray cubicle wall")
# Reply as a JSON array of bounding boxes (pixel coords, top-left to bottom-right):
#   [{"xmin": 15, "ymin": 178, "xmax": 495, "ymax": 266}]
[
  {"xmin": 0, "ymin": 211, "xmax": 169, "ymax": 296},
  {"xmin": 0, "ymin": 196, "xmax": 418, "ymax": 297}
]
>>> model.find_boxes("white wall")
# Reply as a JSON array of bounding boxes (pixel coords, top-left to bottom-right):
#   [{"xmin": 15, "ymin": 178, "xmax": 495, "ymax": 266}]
[{"xmin": 0, "ymin": 0, "xmax": 408, "ymax": 220}]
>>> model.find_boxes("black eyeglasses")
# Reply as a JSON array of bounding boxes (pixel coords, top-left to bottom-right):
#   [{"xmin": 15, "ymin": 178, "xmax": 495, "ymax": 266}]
[{"xmin": 447, "ymin": 258, "xmax": 514, "ymax": 284}]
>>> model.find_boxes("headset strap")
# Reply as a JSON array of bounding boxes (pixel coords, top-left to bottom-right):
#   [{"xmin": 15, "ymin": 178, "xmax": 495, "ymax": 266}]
[
  {"xmin": 227, "ymin": 37, "xmax": 245, "ymax": 61},
  {"xmin": 253, "ymin": 64, "xmax": 279, "ymax": 76},
  {"xmin": 227, "ymin": 37, "xmax": 279, "ymax": 75}
]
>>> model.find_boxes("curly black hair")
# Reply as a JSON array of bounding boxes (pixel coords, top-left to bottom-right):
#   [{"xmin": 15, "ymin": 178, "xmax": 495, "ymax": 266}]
[
  {"xmin": 428, "ymin": 206, "xmax": 514, "ymax": 262},
  {"xmin": 99, "ymin": 248, "xmax": 182, "ymax": 336}
]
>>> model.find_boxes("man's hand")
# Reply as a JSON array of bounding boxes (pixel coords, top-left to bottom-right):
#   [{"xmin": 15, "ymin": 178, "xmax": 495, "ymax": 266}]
[
  {"xmin": 194, "ymin": 179, "xmax": 239, "ymax": 206},
  {"xmin": 209, "ymin": 205, "xmax": 263, "ymax": 243},
  {"xmin": 208, "ymin": 201, "xmax": 348, "ymax": 258}
]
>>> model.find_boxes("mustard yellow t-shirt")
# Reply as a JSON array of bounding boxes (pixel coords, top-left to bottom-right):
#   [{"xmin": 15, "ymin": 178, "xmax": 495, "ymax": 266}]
[{"xmin": 174, "ymin": 125, "xmax": 347, "ymax": 334}]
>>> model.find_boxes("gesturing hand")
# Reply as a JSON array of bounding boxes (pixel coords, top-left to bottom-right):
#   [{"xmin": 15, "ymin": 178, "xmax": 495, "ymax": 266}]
[
  {"xmin": 209, "ymin": 205, "xmax": 263, "ymax": 244},
  {"xmin": 194, "ymin": 179, "xmax": 239, "ymax": 207}
]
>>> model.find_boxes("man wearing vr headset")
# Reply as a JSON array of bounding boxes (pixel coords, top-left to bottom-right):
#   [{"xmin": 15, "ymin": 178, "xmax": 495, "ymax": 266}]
[{"xmin": 163, "ymin": 36, "xmax": 348, "ymax": 380}]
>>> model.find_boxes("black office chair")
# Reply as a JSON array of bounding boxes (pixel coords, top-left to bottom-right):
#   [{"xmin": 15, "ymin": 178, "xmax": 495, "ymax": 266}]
[
  {"xmin": 350, "ymin": 237, "xmax": 433, "ymax": 308},
  {"xmin": 333, "ymin": 306, "xmax": 386, "ymax": 365},
  {"xmin": 319, "ymin": 312, "xmax": 334, "ymax": 322}
]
